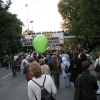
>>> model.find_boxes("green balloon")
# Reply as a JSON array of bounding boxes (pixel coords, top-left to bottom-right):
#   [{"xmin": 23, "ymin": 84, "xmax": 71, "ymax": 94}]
[{"xmin": 32, "ymin": 34, "xmax": 48, "ymax": 53}]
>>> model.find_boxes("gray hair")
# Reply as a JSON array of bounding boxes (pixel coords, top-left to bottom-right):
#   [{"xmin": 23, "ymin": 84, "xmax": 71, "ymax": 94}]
[{"xmin": 62, "ymin": 57, "xmax": 67, "ymax": 62}]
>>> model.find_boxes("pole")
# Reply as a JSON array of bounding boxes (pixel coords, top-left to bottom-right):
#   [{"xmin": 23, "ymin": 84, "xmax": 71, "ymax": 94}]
[
  {"xmin": 25, "ymin": 4, "xmax": 29, "ymax": 34},
  {"xmin": 30, "ymin": 21, "xmax": 34, "ymax": 32}
]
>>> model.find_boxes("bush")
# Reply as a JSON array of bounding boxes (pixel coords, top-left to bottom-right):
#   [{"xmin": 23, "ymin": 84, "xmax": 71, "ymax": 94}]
[
  {"xmin": 90, "ymin": 52, "xmax": 98, "ymax": 61},
  {"xmin": 90, "ymin": 46, "xmax": 100, "ymax": 61}
]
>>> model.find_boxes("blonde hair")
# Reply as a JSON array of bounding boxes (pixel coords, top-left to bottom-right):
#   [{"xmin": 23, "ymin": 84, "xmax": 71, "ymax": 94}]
[
  {"xmin": 29, "ymin": 62, "xmax": 43, "ymax": 78},
  {"xmin": 39, "ymin": 59, "xmax": 45, "ymax": 65}
]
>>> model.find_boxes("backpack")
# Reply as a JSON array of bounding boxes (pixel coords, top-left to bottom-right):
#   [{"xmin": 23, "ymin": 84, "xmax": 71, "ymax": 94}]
[
  {"xmin": 12, "ymin": 60, "xmax": 17, "ymax": 68},
  {"xmin": 26, "ymin": 63, "xmax": 33, "ymax": 80},
  {"xmin": 63, "ymin": 63, "xmax": 69, "ymax": 73},
  {"xmin": 32, "ymin": 75, "xmax": 56, "ymax": 100},
  {"xmin": 72, "ymin": 58, "xmax": 78, "ymax": 69}
]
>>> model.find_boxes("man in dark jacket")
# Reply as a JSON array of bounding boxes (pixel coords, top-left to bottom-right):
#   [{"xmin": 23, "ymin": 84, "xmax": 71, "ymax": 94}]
[
  {"xmin": 10, "ymin": 56, "xmax": 17, "ymax": 77},
  {"xmin": 74, "ymin": 61, "xmax": 98, "ymax": 100}
]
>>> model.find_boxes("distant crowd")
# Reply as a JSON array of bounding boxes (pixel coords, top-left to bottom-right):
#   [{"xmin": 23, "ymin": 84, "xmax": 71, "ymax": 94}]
[{"xmin": 1, "ymin": 47, "xmax": 100, "ymax": 100}]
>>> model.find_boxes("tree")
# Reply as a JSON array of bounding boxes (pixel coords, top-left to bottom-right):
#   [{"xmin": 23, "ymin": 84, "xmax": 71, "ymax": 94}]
[
  {"xmin": 58, "ymin": 0, "xmax": 100, "ymax": 45},
  {"xmin": 75, "ymin": 0, "xmax": 100, "ymax": 44},
  {"xmin": 0, "ymin": 0, "xmax": 23, "ymax": 56},
  {"xmin": 58, "ymin": 0, "xmax": 77, "ymax": 31}
]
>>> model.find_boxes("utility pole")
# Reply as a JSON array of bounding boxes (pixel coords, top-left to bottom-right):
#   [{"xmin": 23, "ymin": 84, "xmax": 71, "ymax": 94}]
[
  {"xmin": 25, "ymin": 4, "xmax": 29, "ymax": 34},
  {"xmin": 30, "ymin": 20, "xmax": 34, "ymax": 32}
]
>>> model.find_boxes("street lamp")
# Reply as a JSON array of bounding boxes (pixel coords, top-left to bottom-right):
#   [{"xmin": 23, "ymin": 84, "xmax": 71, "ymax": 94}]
[
  {"xmin": 30, "ymin": 20, "xmax": 34, "ymax": 32},
  {"xmin": 25, "ymin": 4, "xmax": 29, "ymax": 34}
]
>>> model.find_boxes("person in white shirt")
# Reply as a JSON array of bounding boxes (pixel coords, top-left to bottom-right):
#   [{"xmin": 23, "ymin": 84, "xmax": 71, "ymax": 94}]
[
  {"xmin": 28, "ymin": 62, "xmax": 57, "ymax": 100},
  {"xmin": 94, "ymin": 52, "xmax": 100, "ymax": 95},
  {"xmin": 14, "ymin": 53, "xmax": 18, "ymax": 61},
  {"xmin": 20, "ymin": 56, "xmax": 28, "ymax": 74},
  {"xmin": 26, "ymin": 54, "xmax": 30, "ymax": 60}
]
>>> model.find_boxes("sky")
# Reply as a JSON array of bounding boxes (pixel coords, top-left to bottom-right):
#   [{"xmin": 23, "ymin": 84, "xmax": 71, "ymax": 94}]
[{"xmin": 4, "ymin": 0, "xmax": 63, "ymax": 32}]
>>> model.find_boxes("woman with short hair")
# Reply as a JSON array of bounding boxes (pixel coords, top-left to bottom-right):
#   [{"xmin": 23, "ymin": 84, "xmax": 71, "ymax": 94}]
[
  {"xmin": 28, "ymin": 62, "xmax": 57, "ymax": 100},
  {"xmin": 39, "ymin": 59, "xmax": 51, "ymax": 75}
]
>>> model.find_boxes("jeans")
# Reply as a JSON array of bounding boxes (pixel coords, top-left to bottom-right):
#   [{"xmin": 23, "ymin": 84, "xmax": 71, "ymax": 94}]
[
  {"xmin": 63, "ymin": 75, "xmax": 71, "ymax": 87},
  {"xmin": 12, "ymin": 68, "xmax": 17, "ymax": 76},
  {"xmin": 97, "ymin": 81, "xmax": 100, "ymax": 94},
  {"xmin": 17, "ymin": 66, "xmax": 20, "ymax": 73},
  {"xmin": 5, "ymin": 65, "xmax": 9, "ymax": 69},
  {"xmin": 52, "ymin": 71, "xmax": 60, "ymax": 88}
]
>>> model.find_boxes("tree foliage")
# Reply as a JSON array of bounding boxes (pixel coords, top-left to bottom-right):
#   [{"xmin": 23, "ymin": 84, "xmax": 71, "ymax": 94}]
[
  {"xmin": 58, "ymin": 0, "xmax": 100, "ymax": 45},
  {"xmin": 0, "ymin": 0, "xmax": 23, "ymax": 56}
]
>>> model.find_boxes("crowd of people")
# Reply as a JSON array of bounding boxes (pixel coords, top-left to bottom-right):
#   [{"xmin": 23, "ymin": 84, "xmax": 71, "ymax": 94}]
[{"xmin": 1, "ymin": 48, "xmax": 100, "ymax": 100}]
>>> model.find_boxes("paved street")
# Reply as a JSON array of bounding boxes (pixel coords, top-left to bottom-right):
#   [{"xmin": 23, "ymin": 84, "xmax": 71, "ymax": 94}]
[{"xmin": 0, "ymin": 67, "xmax": 100, "ymax": 100}]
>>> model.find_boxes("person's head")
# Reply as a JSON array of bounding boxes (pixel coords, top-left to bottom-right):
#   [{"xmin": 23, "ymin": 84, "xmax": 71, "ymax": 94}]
[
  {"xmin": 56, "ymin": 53, "xmax": 59, "ymax": 57},
  {"xmin": 47, "ymin": 54, "xmax": 50, "ymax": 58},
  {"xmin": 62, "ymin": 57, "xmax": 67, "ymax": 62},
  {"xmin": 51, "ymin": 55, "xmax": 57, "ymax": 61},
  {"xmin": 39, "ymin": 59, "xmax": 45, "ymax": 65},
  {"xmin": 65, "ymin": 50, "xmax": 68, "ymax": 54},
  {"xmin": 51, "ymin": 55, "xmax": 59, "ymax": 66},
  {"xmin": 16, "ymin": 58, "xmax": 19, "ymax": 61},
  {"xmin": 73, "ymin": 51, "xmax": 79, "ymax": 58},
  {"xmin": 83, "ymin": 48, "xmax": 88, "ymax": 53},
  {"xmin": 79, "ymin": 49, "xmax": 83, "ymax": 53},
  {"xmin": 81, "ymin": 61, "xmax": 91, "ymax": 71},
  {"xmin": 28, "ymin": 57, "xmax": 34, "ymax": 62},
  {"xmin": 29, "ymin": 62, "xmax": 43, "ymax": 78},
  {"xmin": 98, "ymin": 52, "xmax": 100, "ymax": 57},
  {"xmin": 80, "ymin": 53, "xmax": 87, "ymax": 61}
]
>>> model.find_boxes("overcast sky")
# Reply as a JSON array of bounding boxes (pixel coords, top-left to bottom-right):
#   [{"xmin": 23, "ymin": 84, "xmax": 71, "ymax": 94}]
[{"xmin": 4, "ymin": 0, "xmax": 63, "ymax": 32}]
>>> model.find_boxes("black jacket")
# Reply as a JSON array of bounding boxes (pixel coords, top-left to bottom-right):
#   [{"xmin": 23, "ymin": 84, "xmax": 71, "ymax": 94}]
[
  {"xmin": 75, "ymin": 70, "xmax": 98, "ymax": 100},
  {"xmin": 69, "ymin": 57, "xmax": 82, "ymax": 83}
]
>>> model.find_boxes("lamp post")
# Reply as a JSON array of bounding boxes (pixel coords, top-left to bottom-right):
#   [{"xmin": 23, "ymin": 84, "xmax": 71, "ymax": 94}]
[
  {"xmin": 30, "ymin": 20, "xmax": 34, "ymax": 32},
  {"xmin": 25, "ymin": 4, "xmax": 29, "ymax": 34}
]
